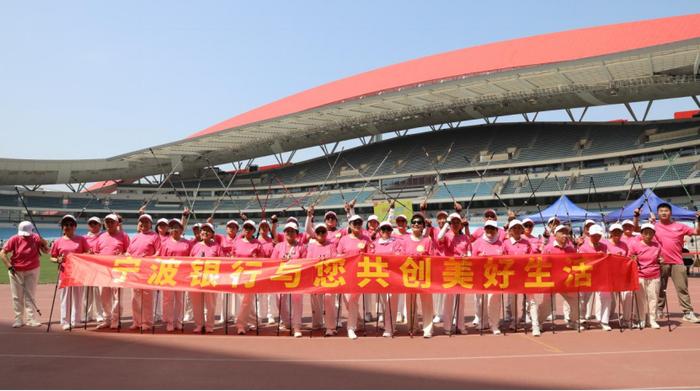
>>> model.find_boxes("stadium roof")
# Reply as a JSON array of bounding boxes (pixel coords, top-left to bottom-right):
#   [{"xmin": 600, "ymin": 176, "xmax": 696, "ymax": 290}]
[{"xmin": 3, "ymin": 13, "xmax": 700, "ymax": 186}]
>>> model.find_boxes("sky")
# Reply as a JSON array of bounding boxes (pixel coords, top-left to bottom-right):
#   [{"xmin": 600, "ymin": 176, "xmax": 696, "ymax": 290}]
[{"xmin": 1, "ymin": 1, "xmax": 700, "ymax": 169}]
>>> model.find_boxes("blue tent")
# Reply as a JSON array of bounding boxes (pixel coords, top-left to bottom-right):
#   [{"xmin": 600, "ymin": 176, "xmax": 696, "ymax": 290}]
[
  {"xmin": 523, "ymin": 195, "xmax": 602, "ymax": 223},
  {"xmin": 604, "ymin": 188, "xmax": 696, "ymax": 222}
]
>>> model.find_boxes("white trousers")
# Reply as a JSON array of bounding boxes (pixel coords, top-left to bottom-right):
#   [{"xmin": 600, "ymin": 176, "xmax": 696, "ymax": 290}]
[
  {"xmin": 99, "ymin": 287, "xmax": 121, "ymax": 325},
  {"xmin": 132, "ymin": 289, "xmax": 154, "ymax": 328},
  {"xmin": 191, "ymin": 292, "xmax": 216, "ymax": 330},
  {"xmin": 539, "ymin": 293, "xmax": 580, "ymax": 326},
  {"xmin": 623, "ymin": 277, "xmax": 660, "ymax": 324},
  {"xmin": 407, "ymin": 293, "xmax": 434, "ymax": 334},
  {"xmin": 8, "ymin": 268, "xmax": 40, "ymax": 324},
  {"xmin": 277, "ymin": 294, "xmax": 303, "ymax": 330},
  {"xmin": 474, "ymin": 294, "xmax": 503, "ymax": 331},
  {"xmin": 442, "ymin": 294, "xmax": 465, "ymax": 330},
  {"xmin": 60, "ymin": 286, "xmax": 84, "ymax": 326},
  {"xmin": 162, "ymin": 290, "xmax": 184, "ymax": 328}
]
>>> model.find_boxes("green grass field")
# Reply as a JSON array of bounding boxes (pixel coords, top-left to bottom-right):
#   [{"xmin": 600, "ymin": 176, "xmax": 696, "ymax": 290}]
[{"xmin": 0, "ymin": 254, "xmax": 59, "ymax": 284}]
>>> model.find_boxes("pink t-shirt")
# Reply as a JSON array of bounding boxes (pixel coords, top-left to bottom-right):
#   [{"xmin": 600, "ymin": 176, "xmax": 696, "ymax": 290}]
[
  {"xmin": 3, "ymin": 234, "xmax": 43, "ymax": 271},
  {"xmin": 84, "ymin": 231, "xmax": 102, "ymax": 253},
  {"xmin": 257, "ymin": 235, "xmax": 275, "ymax": 258},
  {"xmin": 325, "ymin": 228, "xmax": 346, "ymax": 246},
  {"xmin": 605, "ymin": 240, "xmax": 629, "ymax": 257},
  {"xmin": 370, "ymin": 237, "xmax": 404, "ymax": 255},
  {"xmin": 472, "ymin": 237, "xmax": 504, "ymax": 256},
  {"xmin": 50, "ymin": 235, "xmax": 89, "ymax": 258},
  {"xmin": 190, "ymin": 240, "xmax": 223, "ymax": 258},
  {"xmin": 159, "ymin": 237, "xmax": 192, "ymax": 257},
  {"xmin": 438, "ymin": 230, "xmax": 470, "ymax": 257},
  {"xmin": 620, "ymin": 233, "xmax": 641, "ymax": 246},
  {"xmin": 158, "ymin": 233, "xmax": 170, "ymax": 247},
  {"xmin": 502, "ymin": 237, "xmax": 532, "ymax": 255},
  {"xmin": 306, "ymin": 239, "xmax": 336, "ymax": 259},
  {"xmin": 402, "ymin": 235, "xmax": 436, "ymax": 256},
  {"xmin": 578, "ymin": 239, "xmax": 607, "ymax": 254},
  {"xmin": 523, "ymin": 234, "xmax": 542, "ymax": 254},
  {"xmin": 470, "ymin": 226, "xmax": 507, "ymax": 243},
  {"xmin": 629, "ymin": 240, "xmax": 662, "ymax": 279},
  {"xmin": 233, "ymin": 238, "xmax": 262, "ymax": 258},
  {"xmin": 220, "ymin": 234, "xmax": 239, "ymax": 256},
  {"xmin": 543, "ymin": 241, "xmax": 577, "ymax": 255},
  {"xmin": 336, "ymin": 233, "xmax": 371, "ymax": 256},
  {"xmin": 275, "ymin": 232, "xmax": 309, "ymax": 245},
  {"xmin": 270, "ymin": 241, "xmax": 307, "ymax": 260},
  {"xmin": 653, "ymin": 221, "xmax": 695, "ymax": 265},
  {"xmin": 128, "ymin": 231, "xmax": 160, "ymax": 257},
  {"xmin": 95, "ymin": 231, "xmax": 130, "ymax": 255}
]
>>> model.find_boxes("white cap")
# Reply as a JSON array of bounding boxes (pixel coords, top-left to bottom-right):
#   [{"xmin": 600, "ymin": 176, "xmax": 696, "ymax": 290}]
[
  {"xmin": 60, "ymin": 214, "xmax": 77, "ymax": 224},
  {"xmin": 286, "ymin": 216, "xmax": 298, "ymax": 223},
  {"xmin": 314, "ymin": 223, "xmax": 328, "ymax": 232},
  {"xmin": 192, "ymin": 223, "xmax": 202, "ymax": 229},
  {"xmin": 226, "ymin": 219, "xmax": 239, "ymax": 227},
  {"xmin": 395, "ymin": 214, "xmax": 407, "ymax": 221},
  {"xmin": 379, "ymin": 221, "xmax": 393, "ymax": 230},
  {"xmin": 324, "ymin": 211, "xmax": 337, "ymax": 219},
  {"xmin": 437, "ymin": 210, "xmax": 449, "ymax": 217},
  {"xmin": 484, "ymin": 220, "xmax": 498, "ymax": 229},
  {"xmin": 138, "ymin": 214, "xmax": 153, "ymax": 223},
  {"xmin": 554, "ymin": 224, "xmax": 569, "ymax": 234},
  {"xmin": 367, "ymin": 215, "xmax": 379, "ymax": 223},
  {"xmin": 547, "ymin": 216, "xmax": 560, "ymax": 224},
  {"xmin": 609, "ymin": 223, "xmax": 623, "ymax": 232},
  {"xmin": 17, "ymin": 221, "xmax": 34, "ymax": 237},
  {"xmin": 522, "ymin": 218, "xmax": 534, "ymax": 225},
  {"xmin": 448, "ymin": 212, "xmax": 462, "ymax": 221},
  {"xmin": 508, "ymin": 219, "xmax": 523, "ymax": 230},
  {"xmin": 283, "ymin": 222, "xmax": 299, "ymax": 232},
  {"xmin": 348, "ymin": 214, "xmax": 363, "ymax": 223},
  {"xmin": 589, "ymin": 224, "xmax": 604, "ymax": 236},
  {"xmin": 640, "ymin": 223, "xmax": 655, "ymax": 232},
  {"xmin": 201, "ymin": 222, "xmax": 215, "ymax": 232},
  {"xmin": 156, "ymin": 218, "xmax": 169, "ymax": 226},
  {"xmin": 168, "ymin": 218, "xmax": 183, "ymax": 227},
  {"xmin": 621, "ymin": 219, "xmax": 635, "ymax": 227},
  {"xmin": 584, "ymin": 219, "xmax": 596, "ymax": 227},
  {"xmin": 258, "ymin": 219, "xmax": 270, "ymax": 227},
  {"xmin": 88, "ymin": 216, "xmax": 101, "ymax": 224},
  {"xmin": 242, "ymin": 220, "xmax": 256, "ymax": 229},
  {"xmin": 104, "ymin": 213, "xmax": 119, "ymax": 222},
  {"xmin": 484, "ymin": 209, "xmax": 497, "ymax": 217}
]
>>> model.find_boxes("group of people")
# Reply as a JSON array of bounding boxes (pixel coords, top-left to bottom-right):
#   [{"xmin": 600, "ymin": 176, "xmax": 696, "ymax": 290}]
[{"xmin": 2, "ymin": 199, "xmax": 699, "ymax": 339}]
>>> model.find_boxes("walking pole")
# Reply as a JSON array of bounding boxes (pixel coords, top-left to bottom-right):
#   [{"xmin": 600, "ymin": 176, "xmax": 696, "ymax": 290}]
[
  {"xmin": 84, "ymin": 287, "xmax": 90, "ymax": 330},
  {"xmin": 68, "ymin": 288, "xmax": 73, "ymax": 332},
  {"xmin": 46, "ymin": 264, "xmax": 62, "ymax": 333},
  {"xmin": 224, "ymin": 293, "xmax": 229, "ymax": 335},
  {"xmin": 361, "ymin": 294, "xmax": 367, "ymax": 335},
  {"xmin": 152, "ymin": 290, "xmax": 158, "ymax": 335},
  {"xmin": 501, "ymin": 294, "xmax": 507, "ymax": 335},
  {"xmin": 140, "ymin": 291, "xmax": 144, "ymax": 334},
  {"xmin": 479, "ymin": 294, "xmax": 485, "ymax": 336},
  {"xmin": 375, "ymin": 293, "xmax": 380, "ymax": 337},
  {"xmin": 255, "ymin": 294, "xmax": 260, "ymax": 336},
  {"xmin": 387, "ymin": 293, "xmax": 394, "ymax": 338},
  {"xmin": 289, "ymin": 294, "xmax": 293, "ymax": 337},
  {"xmin": 335, "ymin": 294, "xmax": 342, "ymax": 331},
  {"xmin": 276, "ymin": 294, "xmax": 282, "ymax": 336},
  {"xmin": 449, "ymin": 294, "xmax": 458, "ymax": 337},
  {"xmin": 118, "ymin": 288, "xmax": 122, "ymax": 332},
  {"xmin": 615, "ymin": 292, "xmax": 624, "ymax": 332}
]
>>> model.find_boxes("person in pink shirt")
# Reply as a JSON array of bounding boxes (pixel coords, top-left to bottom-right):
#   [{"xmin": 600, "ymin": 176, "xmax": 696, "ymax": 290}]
[
  {"xmin": 522, "ymin": 218, "xmax": 542, "ymax": 254},
  {"xmin": 155, "ymin": 218, "xmax": 170, "ymax": 245},
  {"xmin": 625, "ymin": 223, "xmax": 663, "ymax": 329},
  {"xmin": 1, "ymin": 221, "xmax": 48, "ymax": 328},
  {"xmin": 392, "ymin": 214, "xmax": 410, "ymax": 240},
  {"xmin": 126, "ymin": 214, "xmax": 161, "ymax": 331},
  {"xmin": 335, "ymin": 214, "xmax": 371, "ymax": 339},
  {"xmin": 94, "ymin": 213, "xmax": 130, "ymax": 329},
  {"xmin": 634, "ymin": 204, "xmax": 700, "ymax": 323},
  {"xmin": 502, "ymin": 220, "xmax": 537, "ymax": 335},
  {"xmin": 158, "ymin": 218, "xmax": 191, "ymax": 332},
  {"xmin": 620, "ymin": 219, "xmax": 640, "ymax": 245},
  {"xmin": 540, "ymin": 225, "xmax": 583, "ymax": 331},
  {"xmin": 306, "ymin": 223, "xmax": 339, "ymax": 336},
  {"xmin": 402, "ymin": 213, "xmax": 436, "ymax": 338},
  {"xmin": 256, "ymin": 219, "xmax": 276, "ymax": 324},
  {"xmin": 189, "ymin": 223, "xmax": 202, "ymax": 245},
  {"xmin": 50, "ymin": 214, "xmax": 89, "ymax": 330},
  {"xmin": 219, "ymin": 220, "xmax": 240, "ymax": 256},
  {"xmin": 189, "ymin": 223, "xmax": 222, "ymax": 333},
  {"xmin": 471, "ymin": 220, "xmax": 505, "ymax": 335},
  {"xmin": 370, "ymin": 221, "xmax": 404, "ymax": 337},
  {"xmin": 217, "ymin": 219, "xmax": 241, "ymax": 324},
  {"xmin": 437, "ymin": 212, "xmax": 470, "ymax": 334},
  {"xmin": 270, "ymin": 222, "xmax": 308, "ymax": 338},
  {"xmin": 606, "ymin": 224, "xmax": 629, "ymax": 256},
  {"xmin": 233, "ymin": 220, "xmax": 263, "ymax": 335},
  {"xmin": 578, "ymin": 224, "xmax": 613, "ymax": 331},
  {"xmin": 469, "ymin": 209, "xmax": 507, "ymax": 243},
  {"xmin": 83, "ymin": 216, "xmax": 104, "ymax": 322}
]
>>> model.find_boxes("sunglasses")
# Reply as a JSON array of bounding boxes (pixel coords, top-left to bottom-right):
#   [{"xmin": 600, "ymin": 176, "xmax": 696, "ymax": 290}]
[
  {"xmin": 380, "ymin": 226, "xmax": 393, "ymax": 231},
  {"xmin": 62, "ymin": 222, "xmax": 77, "ymax": 227},
  {"xmin": 316, "ymin": 229, "xmax": 328, "ymax": 235},
  {"xmin": 411, "ymin": 220, "xmax": 424, "ymax": 225},
  {"xmin": 350, "ymin": 221, "xmax": 363, "ymax": 226}
]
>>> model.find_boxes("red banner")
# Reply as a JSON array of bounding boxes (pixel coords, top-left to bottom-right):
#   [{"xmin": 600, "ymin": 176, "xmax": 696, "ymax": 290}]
[{"xmin": 62, "ymin": 253, "xmax": 639, "ymax": 294}]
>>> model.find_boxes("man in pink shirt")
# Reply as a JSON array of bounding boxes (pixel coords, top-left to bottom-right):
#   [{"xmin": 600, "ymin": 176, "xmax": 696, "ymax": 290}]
[
  {"xmin": 469, "ymin": 209, "xmax": 507, "ymax": 243},
  {"xmin": 635, "ymin": 203, "xmax": 700, "ymax": 322},
  {"xmin": 94, "ymin": 213, "xmax": 130, "ymax": 329},
  {"xmin": 540, "ymin": 225, "xmax": 584, "ymax": 331},
  {"xmin": 625, "ymin": 223, "xmax": 663, "ymax": 329},
  {"xmin": 336, "ymin": 214, "xmax": 371, "ymax": 339},
  {"xmin": 1, "ymin": 221, "xmax": 48, "ymax": 328},
  {"xmin": 270, "ymin": 222, "xmax": 308, "ymax": 338},
  {"xmin": 127, "ymin": 214, "xmax": 161, "ymax": 331}
]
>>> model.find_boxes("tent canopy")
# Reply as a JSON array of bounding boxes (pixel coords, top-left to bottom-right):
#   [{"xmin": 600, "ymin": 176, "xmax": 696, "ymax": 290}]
[
  {"xmin": 604, "ymin": 189, "xmax": 697, "ymax": 222},
  {"xmin": 523, "ymin": 195, "xmax": 602, "ymax": 224}
]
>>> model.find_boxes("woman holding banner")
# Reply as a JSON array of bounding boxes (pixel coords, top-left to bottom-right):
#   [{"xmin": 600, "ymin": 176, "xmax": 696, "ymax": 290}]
[
  {"xmin": 471, "ymin": 220, "xmax": 505, "ymax": 335},
  {"xmin": 307, "ymin": 222, "xmax": 339, "ymax": 336},
  {"xmin": 370, "ymin": 220, "xmax": 404, "ymax": 337},
  {"xmin": 94, "ymin": 213, "xmax": 130, "ymax": 330},
  {"xmin": 402, "ymin": 213, "xmax": 436, "ymax": 338},
  {"xmin": 437, "ymin": 212, "xmax": 470, "ymax": 334},
  {"xmin": 158, "ymin": 218, "xmax": 191, "ymax": 332},
  {"xmin": 625, "ymin": 223, "xmax": 662, "ymax": 329},
  {"xmin": 270, "ymin": 221, "xmax": 307, "ymax": 338},
  {"xmin": 336, "ymin": 214, "xmax": 371, "ymax": 340},
  {"xmin": 233, "ymin": 220, "xmax": 263, "ymax": 335},
  {"xmin": 189, "ymin": 223, "xmax": 222, "ymax": 333},
  {"xmin": 50, "ymin": 214, "xmax": 89, "ymax": 330}
]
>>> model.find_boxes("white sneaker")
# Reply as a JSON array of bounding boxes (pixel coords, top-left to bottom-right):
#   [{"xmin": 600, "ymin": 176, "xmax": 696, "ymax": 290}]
[
  {"xmin": 382, "ymin": 331, "xmax": 392, "ymax": 338},
  {"xmin": 62, "ymin": 324, "xmax": 71, "ymax": 331},
  {"xmin": 432, "ymin": 315, "xmax": 441, "ymax": 323},
  {"xmin": 237, "ymin": 328, "xmax": 246, "ymax": 335},
  {"xmin": 683, "ymin": 312, "xmax": 700, "ymax": 323},
  {"xmin": 650, "ymin": 320, "xmax": 661, "ymax": 329},
  {"xmin": 378, "ymin": 314, "xmax": 384, "ymax": 323},
  {"xmin": 347, "ymin": 329, "xmax": 358, "ymax": 340},
  {"xmin": 325, "ymin": 329, "xmax": 337, "ymax": 337},
  {"xmin": 12, "ymin": 320, "xmax": 23, "ymax": 328},
  {"xmin": 267, "ymin": 316, "xmax": 275, "ymax": 324},
  {"xmin": 472, "ymin": 317, "xmax": 480, "ymax": 326},
  {"xmin": 423, "ymin": 331, "xmax": 432, "ymax": 339},
  {"xmin": 396, "ymin": 314, "xmax": 404, "ymax": 323},
  {"xmin": 532, "ymin": 327, "xmax": 541, "ymax": 337},
  {"xmin": 492, "ymin": 329, "xmax": 502, "ymax": 335},
  {"xmin": 601, "ymin": 323, "xmax": 612, "ymax": 331},
  {"xmin": 25, "ymin": 320, "xmax": 41, "ymax": 327},
  {"xmin": 96, "ymin": 321, "xmax": 110, "ymax": 329},
  {"xmin": 293, "ymin": 331, "xmax": 302, "ymax": 338}
]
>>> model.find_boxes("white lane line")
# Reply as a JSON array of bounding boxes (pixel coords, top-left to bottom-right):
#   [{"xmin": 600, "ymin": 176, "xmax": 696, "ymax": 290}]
[{"xmin": 0, "ymin": 347, "xmax": 699, "ymax": 364}]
